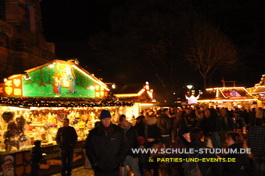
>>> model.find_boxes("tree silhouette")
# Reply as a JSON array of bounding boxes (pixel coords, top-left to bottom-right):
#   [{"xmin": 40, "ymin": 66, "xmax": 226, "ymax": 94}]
[
  {"xmin": 88, "ymin": 0, "xmax": 238, "ymax": 100},
  {"xmin": 89, "ymin": 0, "xmax": 194, "ymax": 100},
  {"xmin": 184, "ymin": 16, "xmax": 238, "ymax": 90}
]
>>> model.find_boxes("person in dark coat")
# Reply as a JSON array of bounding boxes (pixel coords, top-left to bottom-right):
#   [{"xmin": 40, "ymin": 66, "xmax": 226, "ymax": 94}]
[
  {"xmin": 200, "ymin": 109, "xmax": 221, "ymax": 148},
  {"xmin": 135, "ymin": 115, "xmax": 145, "ymax": 137},
  {"xmin": 247, "ymin": 118, "xmax": 265, "ymax": 176},
  {"xmin": 120, "ymin": 119, "xmax": 141, "ymax": 176},
  {"xmin": 178, "ymin": 108, "xmax": 197, "ymax": 131},
  {"xmin": 30, "ymin": 140, "xmax": 43, "ymax": 176},
  {"xmin": 84, "ymin": 110, "xmax": 129, "ymax": 176},
  {"xmin": 171, "ymin": 128, "xmax": 190, "ymax": 176},
  {"xmin": 182, "ymin": 128, "xmax": 223, "ymax": 176},
  {"xmin": 56, "ymin": 118, "xmax": 78, "ymax": 176},
  {"xmin": 144, "ymin": 116, "xmax": 162, "ymax": 176},
  {"xmin": 219, "ymin": 108, "xmax": 235, "ymax": 146},
  {"xmin": 156, "ymin": 108, "xmax": 172, "ymax": 147},
  {"xmin": 223, "ymin": 131, "xmax": 252, "ymax": 176}
]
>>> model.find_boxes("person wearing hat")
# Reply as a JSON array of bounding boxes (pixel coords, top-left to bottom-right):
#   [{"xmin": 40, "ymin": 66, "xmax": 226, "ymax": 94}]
[{"xmin": 84, "ymin": 110, "xmax": 129, "ymax": 176}]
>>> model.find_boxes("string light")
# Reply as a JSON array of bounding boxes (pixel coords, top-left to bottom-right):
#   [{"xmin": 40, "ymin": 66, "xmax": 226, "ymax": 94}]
[{"xmin": 0, "ymin": 97, "xmax": 134, "ymax": 107}]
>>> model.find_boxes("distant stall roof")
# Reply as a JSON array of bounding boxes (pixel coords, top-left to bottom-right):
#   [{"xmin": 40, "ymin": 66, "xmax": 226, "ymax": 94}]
[
  {"xmin": 115, "ymin": 82, "xmax": 154, "ymax": 103},
  {"xmin": 198, "ymin": 87, "xmax": 255, "ymax": 103},
  {"xmin": 248, "ymin": 74, "xmax": 265, "ymax": 94}
]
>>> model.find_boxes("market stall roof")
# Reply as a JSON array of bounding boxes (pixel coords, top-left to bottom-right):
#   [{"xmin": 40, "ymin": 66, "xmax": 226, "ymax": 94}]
[
  {"xmin": 0, "ymin": 59, "xmax": 110, "ymax": 99},
  {"xmin": 25, "ymin": 59, "xmax": 109, "ymax": 91},
  {"xmin": 198, "ymin": 87, "xmax": 256, "ymax": 103},
  {"xmin": 115, "ymin": 82, "xmax": 155, "ymax": 103},
  {"xmin": 247, "ymin": 74, "xmax": 265, "ymax": 94}
]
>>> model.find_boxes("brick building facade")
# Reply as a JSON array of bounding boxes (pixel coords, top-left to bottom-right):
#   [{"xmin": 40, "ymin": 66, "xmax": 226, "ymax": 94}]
[{"xmin": 0, "ymin": 0, "xmax": 55, "ymax": 79}]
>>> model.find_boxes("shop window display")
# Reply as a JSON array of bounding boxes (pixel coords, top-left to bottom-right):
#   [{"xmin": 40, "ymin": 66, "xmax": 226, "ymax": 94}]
[{"xmin": 0, "ymin": 106, "xmax": 119, "ymax": 152}]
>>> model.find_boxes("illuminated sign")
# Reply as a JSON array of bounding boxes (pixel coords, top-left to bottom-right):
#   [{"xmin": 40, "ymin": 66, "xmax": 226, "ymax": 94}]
[{"xmin": 2, "ymin": 75, "xmax": 23, "ymax": 97}]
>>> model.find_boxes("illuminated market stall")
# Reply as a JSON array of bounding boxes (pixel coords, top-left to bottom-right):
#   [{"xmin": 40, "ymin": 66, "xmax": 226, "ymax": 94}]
[
  {"xmin": 115, "ymin": 81, "xmax": 157, "ymax": 122},
  {"xmin": 197, "ymin": 87, "xmax": 258, "ymax": 110},
  {"xmin": 247, "ymin": 74, "xmax": 265, "ymax": 107},
  {"xmin": 0, "ymin": 59, "xmax": 133, "ymax": 176}
]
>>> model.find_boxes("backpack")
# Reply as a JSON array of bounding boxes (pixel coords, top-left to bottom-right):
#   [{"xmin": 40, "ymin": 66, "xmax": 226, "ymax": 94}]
[{"xmin": 182, "ymin": 153, "xmax": 203, "ymax": 176}]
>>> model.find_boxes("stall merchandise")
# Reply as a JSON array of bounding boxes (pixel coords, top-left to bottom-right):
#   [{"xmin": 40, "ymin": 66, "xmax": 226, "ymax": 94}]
[
  {"xmin": 0, "ymin": 105, "xmax": 131, "ymax": 152},
  {"xmin": 0, "ymin": 59, "xmax": 134, "ymax": 175}
]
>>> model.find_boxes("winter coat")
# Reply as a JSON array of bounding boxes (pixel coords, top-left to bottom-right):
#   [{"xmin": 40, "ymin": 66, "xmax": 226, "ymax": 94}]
[
  {"xmin": 55, "ymin": 126, "xmax": 77, "ymax": 151},
  {"xmin": 171, "ymin": 135, "xmax": 189, "ymax": 176},
  {"xmin": 182, "ymin": 141, "xmax": 223, "ymax": 176},
  {"xmin": 144, "ymin": 124, "xmax": 162, "ymax": 148},
  {"xmin": 135, "ymin": 121, "xmax": 145, "ymax": 137},
  {"xmin": 122, "ymin": 124, "xmax": 139, "ymax": 156},
  {"xmin": 200, "ymin": 116, "xmax": 217, "ymax": 137},
  {"xmin": 223, "ymin": 144, "xmax": 251, "ymax": 176},
  {"xmin": 157, "ymin": 114, "xmax": 172, "ymax": 135},
  {"xmin": 84, "ymin": 124, "xmax": 129, "ymax": 172},
  {"xmin": 178, "ymin": 115, "xmax": 197, "ymax": 131},
  {"xmin": 220, "ymin": 114, "xmax": 235, "ymax": 131},
  {"xmin": 31, "ymin": 146, "xmax": 43, "ymax": 164}
]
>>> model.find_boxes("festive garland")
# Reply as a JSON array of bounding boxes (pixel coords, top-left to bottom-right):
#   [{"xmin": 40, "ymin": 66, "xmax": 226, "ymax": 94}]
[{"xmin": 0, "ymin": 97, "xmax": 134, "ymax": 107}]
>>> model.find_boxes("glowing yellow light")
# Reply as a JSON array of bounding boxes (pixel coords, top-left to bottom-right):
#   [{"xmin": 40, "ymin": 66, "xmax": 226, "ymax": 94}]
[
  {"xmin": 14, "ymin": 88, "xmax": 22, "ymax": 95},
  {"xmin": 5, "ymin": 87, "xmax": 12, "ymax": 95},
  {"xmin": 138, "ymin": 89, "xmax": 145, "ymax": 96},
  {"xmin": 140, "ymin": 103, "xmax": 153, "ymax": 106},
  {"xmin": 147, "ymin": 91, "xmax": 153, "ymax": 99},
  {"xmin": 197, "ymin": 98, "xmax": 258, "ymax": 103},
  {"xmin": 115, "ymin": 94, "xmax": 138, "ymax": 98},
  {"xmin": 5, "ymin": 80, "xmax": 12, "ymax": 87},
  {"xmin": 187, "ymin": 85, "xmax": 193, "ymax": 89},
  {"xmin": 95, "ymin": 85, "xmax": 100, "ymax": 91}
]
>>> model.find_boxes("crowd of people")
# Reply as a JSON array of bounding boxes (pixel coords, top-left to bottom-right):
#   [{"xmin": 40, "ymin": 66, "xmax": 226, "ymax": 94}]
[
  {"xmin": 30, "ymin": 106, "xmax": 265, "ymax": 176},
  {"xmin": 84, "ymin": 107, "xmax": 265, "ymax": 176}
]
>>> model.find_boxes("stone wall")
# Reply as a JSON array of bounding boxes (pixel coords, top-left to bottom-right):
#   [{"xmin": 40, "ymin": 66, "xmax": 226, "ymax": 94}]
[{"xmin": 0, "ymin": 0, "xmax": 55, "ymax": 80}]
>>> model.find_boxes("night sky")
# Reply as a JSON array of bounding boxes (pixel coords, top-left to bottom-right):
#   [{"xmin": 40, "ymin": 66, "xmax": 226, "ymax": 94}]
[{"xmin": 40, "ymin": 0, "xmax": 265, "ymax": 101}]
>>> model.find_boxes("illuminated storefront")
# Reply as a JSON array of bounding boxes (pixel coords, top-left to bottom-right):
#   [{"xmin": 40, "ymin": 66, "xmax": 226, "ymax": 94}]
[
  {"xmin": 197, "ymin": 87, "xmax": 258, "ymax": 110},
  {"xmin": 115, "ymin": 82, "xmax": 157, "ymax": 121},
  {"xmin": 0, "ymin": 60, "xmax": 133, "ymax": 175}
]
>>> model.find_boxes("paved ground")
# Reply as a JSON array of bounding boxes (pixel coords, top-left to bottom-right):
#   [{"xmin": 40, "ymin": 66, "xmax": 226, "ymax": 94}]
[
  {"xmin": 51, "ymin": 167, "xmax": 94, "ymax": 176},
  {"xmin": 51, "ymin": 163, "xmax": 170, "ymax": 176}
]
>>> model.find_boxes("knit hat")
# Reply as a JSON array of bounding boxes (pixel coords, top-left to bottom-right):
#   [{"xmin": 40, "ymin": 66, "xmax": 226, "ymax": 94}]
[{"xmin": 99, "ymin": 110, "xmax": 111, "ymax": 119}]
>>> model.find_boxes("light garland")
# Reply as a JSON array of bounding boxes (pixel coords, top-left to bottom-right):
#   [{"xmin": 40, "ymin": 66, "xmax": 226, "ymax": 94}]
[{"xmin": 0, "ymin": 97, "xmax": 134, "ymax": 107}]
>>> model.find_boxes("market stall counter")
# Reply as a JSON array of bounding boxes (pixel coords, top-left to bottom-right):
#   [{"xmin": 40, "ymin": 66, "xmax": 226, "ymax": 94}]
[
  {"xmin": 0, "ymin": 60, "xmax": 134, "ymax": 175},
  {"xmin": 0, "ymin": 141, "xmax": 85, "ymax": 176}
]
